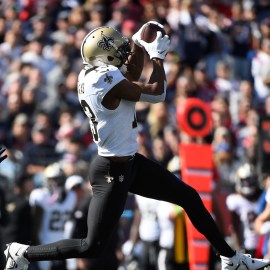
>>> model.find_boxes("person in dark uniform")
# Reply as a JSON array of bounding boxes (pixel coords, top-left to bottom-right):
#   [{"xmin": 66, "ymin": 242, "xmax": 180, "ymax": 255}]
[{"xmin": 1, "ymin": 173, "xmax": 34, "ymax": 246}]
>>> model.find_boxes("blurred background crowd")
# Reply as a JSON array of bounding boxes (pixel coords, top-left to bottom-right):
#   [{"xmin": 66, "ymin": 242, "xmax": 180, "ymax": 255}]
[{"xmin": 1, "ymin": 0, "xmax": 270, "ymax": 269}]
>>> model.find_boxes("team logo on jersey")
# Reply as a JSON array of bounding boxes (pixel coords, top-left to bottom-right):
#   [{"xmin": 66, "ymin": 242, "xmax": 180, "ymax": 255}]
[
  {"xmin": 119, "ymin": 175, "xmax": 124, "ymax": 182},
  {"xmin": 104, "ymin": 74, "xmax": 113, "ymax": 84},
  {"xmin": 97, "ymin": 33, "xmax": 114, "ymax": 51},
  {"xmin": 105, "ymin": 173, "xmax": 114, "ymax": 183}
]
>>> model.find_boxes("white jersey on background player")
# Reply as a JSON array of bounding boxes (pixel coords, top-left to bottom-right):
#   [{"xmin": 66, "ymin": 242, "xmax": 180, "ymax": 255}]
[
  {"xmin": 77, "ymin": 65, "xmax": 138, "ymax": 157},
  {"xmin": 29, "ymin": 188, "xmax": 76, "ymax": 270},
  {"xmin": 226, "ymin": 193, "xmax": 259, "ymax": 251}
]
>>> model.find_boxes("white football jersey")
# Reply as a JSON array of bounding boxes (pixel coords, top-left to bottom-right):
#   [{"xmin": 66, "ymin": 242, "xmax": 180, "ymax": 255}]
[
  {"xmin": 226, "ymin": 193, "xmax": 259, "ymax": 250},
  {"xmin": 135, "ymin": 195, "xmax": 160, "ymax": 242},
  {"xmin": 157, "ymin": 201, "xmax": 175, "ymax": 249},
  {"xmin": 29, "ymin": 188, "xmax": 77, "ymax": 244},
  {"xmin": 77, "ymin": 65, "xmax": 138, "ymax": 157}
]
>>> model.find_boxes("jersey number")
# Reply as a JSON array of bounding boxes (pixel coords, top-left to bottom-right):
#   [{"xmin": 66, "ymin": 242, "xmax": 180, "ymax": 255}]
[
  {"xmin": 49, "ymin": 210, "xmax": 71, "ymax": 231},
  {"xmin": 81, "ymin": 99, "xmax": 99, "ymax": 142},
  {"xmin": 81, "ymin": 99, "xmax": 138, "ymax": 141}
]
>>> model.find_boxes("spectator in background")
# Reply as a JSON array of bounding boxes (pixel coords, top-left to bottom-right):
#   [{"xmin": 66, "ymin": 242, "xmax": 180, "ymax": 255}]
[
  {"xmin": 251, "ymin": 38, "xmax": 270, "ymax": 104},
  {"xmin": 193, "ymin": 60, "xmax": 217, "ymax": 104},
  {"xmin": 166, "ymin": 0, "xmax": 181, "ymax": 32},
  {"xmin": 152, "ymin": 136, "xmax": 172, "ymax": 169},
  {"xmin": 0, "ymin": 29, "xmax": 23, "ymax": 61},
  {"xmin": 26, "ymin": 15, "xmax": 51, "ymax": 45},
  {"xmin": 177, "ymin": 0, "xmax": 206, "ymax": 71},
  {"xmin": 85, "ymin": 5, "xmax": 105, "ymax": 32},
  {"xmin": 50, "ymin": 11, "xmax": 71, "ymax": 45},
  {"xmin": 21, "ymin": 84, "xmax": 38, "ymax": 117},
  {"xmin": 23, "ymin": 123, "xmax": 59, "ymax": 186},
  {"xmin": 142, "ymin": 2, "xmax": 159, "ymax": 23},
  {"xmin": 259, "ymin": 18, "xmax": 270, "ymax": 42},
  {"xmin": 229, "ymin": 80, "xmax": 254, "ymax": 127},
  {"xmin": 211, "ymin": 94, "xmax": 232, "ymax": 129},
  {"xmin": 5, "ymin": 113, "xmax": 30, "ymax": 156},
  {"xmin": 174, "ymin": 75, "xmax": 197, "ymax": 108},
  {"xmin": 227, "ymin": 1, "xmax": 253, "ymax": 81},
  {"xmin": 121, "ymin": 19, "xmax": 138, "ymax": 40},
  {"xmin": 147, "ymin": 102, "xmax": 170, "ymax": 139},
  {"xmin": 42, "ymin": 42, "xmax": 70, "ymax": 115},
  {"xmin": 106, "ymin": 4, "xmax": 129, "ymax": 32},
  {"xmin": 235, "ymin": 108, "xmax": 259, "ymax": 164},
  {"xmin": 68, "ymin": 6, "xmax": 87, "ymax": 33},
  {"xmin": 163, "ymin": 125, "xmax": 181, "ymax": 175},
  {"xmin": 212, "ymin": 126, "xmax": 240, "ymax": 191},
  {"xmin": 214, "ymin": 60, "xmax": 240, "ymax": 99},
  {"xmin": 21, "ymin": 38, "xmax": 51, "ymax": 75},
  {"xmin": 6, "ymin": 93, "xmax": 24, "ymax": 130},
  {"xmin": 0, "ymin": 147, "xmax": 23, "ymax": 190},
  {"xmin": 55, "ymin": 108, "xmax": 78, "ymax": 154},
  {"xmin": 59, "ymin": 135, "xmax": 90, "ymax": 179},
  {"xmin": 203, "ymin": 7, "xmax": 228, "ymax": 80}
]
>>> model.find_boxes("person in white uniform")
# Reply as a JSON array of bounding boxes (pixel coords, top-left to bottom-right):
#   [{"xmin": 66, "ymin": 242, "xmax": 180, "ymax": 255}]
[
  {"xmin": 226, "ymin": 163, "xmax": 261, "ymax": 256},
  {"xmin": 29, "ymin": 162, "xmax": 77, "ymax": 270},
  {"xmin": 135, "ymin": 195, "xmax": 160, "ymax": 270},
  {"xmin": 3, "ymin": 22, "xmax": 270, "ymax": 270}
]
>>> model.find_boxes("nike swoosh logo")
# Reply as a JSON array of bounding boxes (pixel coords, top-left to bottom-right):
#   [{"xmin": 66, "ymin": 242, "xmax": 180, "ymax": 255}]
[
  {"xmin": 158, "ymin": 50, "xmax": 167, "ymax": 54},
  {"xmin": 15, "ymin": 247, "xmax": 22, "ymax": 257},
  {"xmin": 225, "ymin": 262, "xmax": 234, "ymax": 266}
]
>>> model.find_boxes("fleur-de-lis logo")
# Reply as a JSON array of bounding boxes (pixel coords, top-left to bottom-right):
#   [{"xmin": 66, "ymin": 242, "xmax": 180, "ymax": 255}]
[
  {"xmin": 105, "ymin": 173, "xmax": 114, "ymax": 183},
  {"xmin": 104, "ymin": 74, "xmax": 113, "ymax": 84},
  {"xmin": 97, "ymin": 33, "xmax": 114, "ymax": 51}
]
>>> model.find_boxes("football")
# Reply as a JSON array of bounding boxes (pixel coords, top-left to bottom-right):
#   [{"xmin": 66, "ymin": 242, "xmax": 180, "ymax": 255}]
[{"xmin": 140, "ymin": 22, "xmax": 166, "ymax": 43}]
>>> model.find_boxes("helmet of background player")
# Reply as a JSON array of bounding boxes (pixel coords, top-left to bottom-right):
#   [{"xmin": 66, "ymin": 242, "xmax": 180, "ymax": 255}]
[
  {"xmin": 43, "ymin": 162, "xmax": 66, "ymax": 193},
  {"xmin": 80, "ymin": 26, "xmax": 132, "ymax": 73},
  {"xmin": 235, "ymin": 163, "xmax": 258, "ymax": 199}
]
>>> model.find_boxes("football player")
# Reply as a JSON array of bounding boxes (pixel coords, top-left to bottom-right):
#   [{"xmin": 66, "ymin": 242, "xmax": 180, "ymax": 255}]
[
  {"xmin": 29, "ymin": 162, "xmax": 77, "ymax": 270},
  {"xmin": 226, "ymin": 163, "xmax": 261, "ymax": 256},
  {"xmin": 4, "ymin": 22, "xmax": 270, "ymax": 270}
]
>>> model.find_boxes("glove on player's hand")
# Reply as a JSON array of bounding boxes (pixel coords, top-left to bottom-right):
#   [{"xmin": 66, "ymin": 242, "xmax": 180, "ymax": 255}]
[
  {"xmin": 132, "ymin": 21, "xmax": 164, "ymax": 48},
  {"xmin": 139, "ymin": 31, "xmax": 170, "ymax": 60}
]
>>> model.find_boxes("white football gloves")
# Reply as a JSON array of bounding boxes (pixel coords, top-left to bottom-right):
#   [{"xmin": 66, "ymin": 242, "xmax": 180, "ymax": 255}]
[
  {"xmin": 131, "ymin": 21, "xmax": 164, "ymax": 48},
  {"xmin": 140, "ymin": 31, "xmax": 170, "ymax": 60}
]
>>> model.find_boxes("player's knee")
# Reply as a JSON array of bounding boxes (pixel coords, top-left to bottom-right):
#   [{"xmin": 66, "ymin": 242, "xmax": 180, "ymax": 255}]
[{"xmin": 80, "ymin": 239, "xmax": 105, "ymax": 258}]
